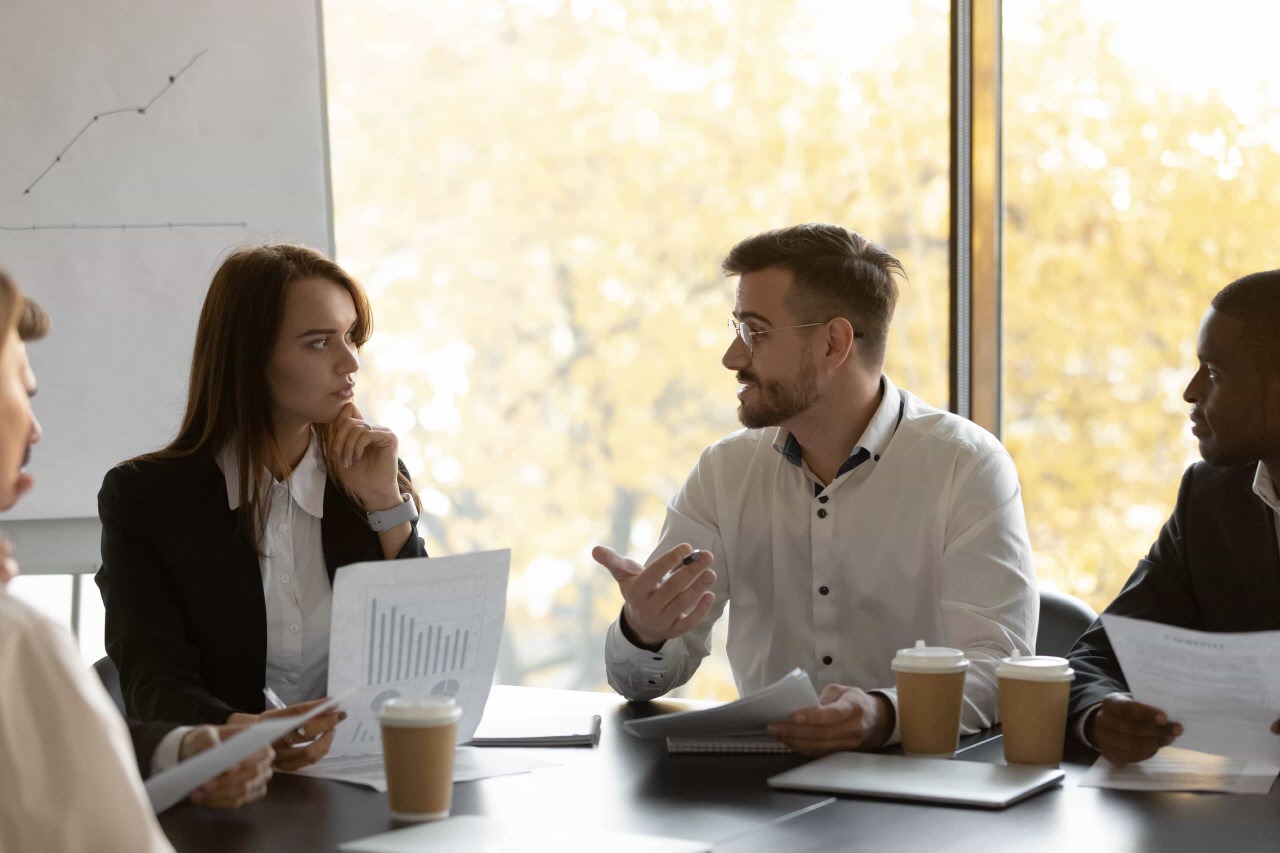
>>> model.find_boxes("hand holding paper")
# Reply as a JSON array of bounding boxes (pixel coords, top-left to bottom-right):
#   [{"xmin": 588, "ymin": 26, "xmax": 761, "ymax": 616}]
[
  {"xmin": 180, "ymin": 725, "xmax": 273, "ymax": 809},
  {"xmin": 1100, "ymin": 614, "xmax": 1280, "ymax": 768},
  {"xmin": 146, "ymin": 698, "xmax": 342, "ymax": 813},
  {"xmin": 228, "ymin": 696, "xmax": 346, "ymax": 770},
  {"xmin": 1086, "ymin": 693, "xmax": 1182, "ymax": 766},
  {"xmin": 766, "ymin": 683, "xmax": 895, "ymax": 756}
]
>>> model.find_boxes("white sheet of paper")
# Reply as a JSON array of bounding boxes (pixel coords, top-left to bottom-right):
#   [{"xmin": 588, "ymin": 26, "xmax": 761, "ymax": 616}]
[
  {"xmin": 337, "ymin": 814, "xmax": 710, "ymax": 853},
  {"xmin": 326, "ymin": 551, "xmax": 510, "ymax": 758},
  {"xmin": 622, "ymin": 668, "xmax": 819, "ymax": 738},
  {"xmin": 291, "ymin": 747, "xmax": 552, "ymax": 792},
  {"xmin": 1080, "ymin": 746, "xmax": 1278, "ymax": 794},
  {"xmin": 145, "ymin": 698, "xmax": 340, "ymax": 813},
  {"xmin": 1101, "ymin": 614, "xmax": 1280, "ymax": 767}
]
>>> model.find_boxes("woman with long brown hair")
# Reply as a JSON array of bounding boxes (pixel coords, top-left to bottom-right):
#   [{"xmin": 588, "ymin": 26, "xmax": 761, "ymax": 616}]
[{"xmin": 95, "ymin": 244, "xmax": 427, "ymax": 770}]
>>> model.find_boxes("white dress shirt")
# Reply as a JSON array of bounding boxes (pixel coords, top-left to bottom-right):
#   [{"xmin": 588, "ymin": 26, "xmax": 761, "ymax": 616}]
[
  {"xmin": 0, "ymin": 592, "xmax": 174, "ymax": 852},
  {"xmin": 1252, "ymin": 463, "xmax": 1280, "ymax": 555},
  {"xmin": 605, "ymin": 376, "xmax": 1037, "ymax": 741},
  {"xmin": 218, "ymin": 432, "xmax": 331, "ymax": 706}
]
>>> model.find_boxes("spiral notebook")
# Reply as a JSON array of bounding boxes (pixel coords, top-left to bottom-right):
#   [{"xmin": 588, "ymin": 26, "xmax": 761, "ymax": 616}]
[{"xmin": 666, "ymin": 734, "xmax": 793, "ymax": 755}]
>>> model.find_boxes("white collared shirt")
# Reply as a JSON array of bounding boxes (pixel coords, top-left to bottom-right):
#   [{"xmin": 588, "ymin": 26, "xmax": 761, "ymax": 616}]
[
  {"xmin": 0, "ymin": 593, "xmax": 174, "ymax": 852},
  {"xmin": 1251, "ymin": 463, "xmax": 1280, "ymax": 556},
  {"xmin": 605, "ymin": 376, "xmax": 1037, "ymax": 741},
  {"xmin": 217, "ymin": 433, "xmax": 331, "ymax": 706}
]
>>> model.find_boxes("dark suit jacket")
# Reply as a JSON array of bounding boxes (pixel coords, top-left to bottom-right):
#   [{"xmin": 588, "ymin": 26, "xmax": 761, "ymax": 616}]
[
  {"xmin": 96, "ymin": 457, "xmax": 427, "ymax": 725},
  {"xmin": 128, "ymin": 718, "xmax": 177, "ymax": 778},
  {"xmin": 1067, "ymin": 461, "xmax": 1280, "ymax": 722}
]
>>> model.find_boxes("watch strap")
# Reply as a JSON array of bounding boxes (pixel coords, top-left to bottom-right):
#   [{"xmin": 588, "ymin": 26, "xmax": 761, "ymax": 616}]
[{"xmin": 366, "ymin": 494, "xmax": 417, "ymax": 531}]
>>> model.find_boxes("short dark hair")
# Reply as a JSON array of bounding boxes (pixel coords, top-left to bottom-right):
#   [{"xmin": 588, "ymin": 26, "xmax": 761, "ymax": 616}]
[
  {"xmin": 721, "ymin": 223, "xmax": 903, "ymax": 364},
  {"xmin": 0, "ymin": 269, "xmax": 49, "ymax": 342},
  {"xmin": 18, "ymin": 296, "xmax": 49, "ymax": 342},
  {"xmin": 1211, "ymin": 269, "xmax": 1280, "ymax": 371}
]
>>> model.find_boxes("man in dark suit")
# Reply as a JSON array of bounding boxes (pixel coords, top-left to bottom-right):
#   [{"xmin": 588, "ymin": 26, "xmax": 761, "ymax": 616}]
[{"xmin": 1067, "ymin": 269, "xmax": 1280, "ymax": 764}]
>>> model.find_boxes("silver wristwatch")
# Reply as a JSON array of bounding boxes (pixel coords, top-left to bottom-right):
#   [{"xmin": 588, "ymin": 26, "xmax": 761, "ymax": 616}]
[{"xmin": 365, "ymin": 494, "xmax": 418, "ymax": 531}]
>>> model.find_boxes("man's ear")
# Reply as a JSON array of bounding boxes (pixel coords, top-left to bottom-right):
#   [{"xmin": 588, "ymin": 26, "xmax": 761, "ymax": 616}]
[
  {"xmin": 822, "ymin": 317, "xmax": 856, "ymax": 368},
  {"xmin": 1265, "ymin": 372, "xmax": 1280, "ymax": 427}
]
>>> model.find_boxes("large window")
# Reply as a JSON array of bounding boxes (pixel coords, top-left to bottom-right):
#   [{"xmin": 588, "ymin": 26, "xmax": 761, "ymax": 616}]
[
  {"xmin": 324, "ymin": 0, "xmax": 949, "ymax": 695},
  {"xmin": 1003, "ymin": 0, "xmax": 1280, "ymax": 612},
  {"xmin": 29, "ymin": 1, "xmax": 1260, "ymax": 697}
]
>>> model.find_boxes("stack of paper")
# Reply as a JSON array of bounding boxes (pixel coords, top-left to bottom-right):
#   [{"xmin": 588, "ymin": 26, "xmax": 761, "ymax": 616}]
[
  {"xmin": 1083, "ymin": 615, "xmax": 1280, "ymax": 794},
  {"xmin": 622, "ymin": 667, "xmax": 819, "ymax": 739}
]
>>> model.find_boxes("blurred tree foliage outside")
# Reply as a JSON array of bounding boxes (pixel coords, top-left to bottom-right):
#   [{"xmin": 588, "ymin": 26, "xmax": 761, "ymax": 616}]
[
  {"xmin": 1004, "ymin": 3, "xmax": 1280, "ymax": 608},
  {"xmin": 322, "ymin": 0, "xmax": 1280, "ymax": 697}
]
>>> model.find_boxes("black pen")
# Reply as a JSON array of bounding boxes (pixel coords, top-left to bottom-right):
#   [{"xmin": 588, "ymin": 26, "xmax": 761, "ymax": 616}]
[{"xmin": 680, "ymin": 549, "xmax": 703, "ymax": 567}]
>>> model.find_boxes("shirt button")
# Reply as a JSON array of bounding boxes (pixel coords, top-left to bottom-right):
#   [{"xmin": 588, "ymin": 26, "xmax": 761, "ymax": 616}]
[
  {"xmin": 818, "ymin": 495, "xmax": 829, "ymax": 504},
  {"xmin": 281, "ymin": 574, "xmax": 291, "ymax": 584},
  {"xmin": 819, "ymin": 586, "xmax": 829, "ymax": 595},
  {"xmin": 817, "ymin": 508, "xmax": 828, "ymax": 519},
  {"xmin": 275, "ymin": 483, "xmax": 286, "ymax": 494},
  {"xmin": 822, "ymin": 655, "xmax": 833, "ymax": 665},
  {"xmin": 290, "ymin": 624, "xmax": 300, "ymax": 634},
  {"xmin": 277, "ymin": 523, "xmax": 288, "ymax": 532}
]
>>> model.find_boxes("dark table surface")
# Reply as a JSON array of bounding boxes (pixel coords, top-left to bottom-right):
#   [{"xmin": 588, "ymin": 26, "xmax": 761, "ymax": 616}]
[{"xmin": 159, "ymin": 686, "xmax": 1280, "ymax": 852}]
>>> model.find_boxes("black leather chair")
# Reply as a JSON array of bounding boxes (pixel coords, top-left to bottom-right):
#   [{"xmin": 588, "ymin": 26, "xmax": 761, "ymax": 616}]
[
  {"xmin": 93, "ymin": 655, "xmax": 127, "ymax": 715},
  {"xmin": 1035, "ymin": 588, "xmax": 1098, "ymax": 657}
]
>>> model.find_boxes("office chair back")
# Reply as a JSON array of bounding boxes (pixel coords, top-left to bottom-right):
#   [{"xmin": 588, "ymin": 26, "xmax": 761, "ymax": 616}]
[
  {"xmin": 93, "ymin": 655, "xmax": 127, "ymax": 716},
  {"xmin": 1035, "ymin": 588, "xmax": 1098, "ymax": 657}
]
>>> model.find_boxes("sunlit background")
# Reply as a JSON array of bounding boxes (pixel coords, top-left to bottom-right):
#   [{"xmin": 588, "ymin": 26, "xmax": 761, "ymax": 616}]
[{"xmin": 11, "ymin": 0, "xmax": 1280, "ymax": 701}]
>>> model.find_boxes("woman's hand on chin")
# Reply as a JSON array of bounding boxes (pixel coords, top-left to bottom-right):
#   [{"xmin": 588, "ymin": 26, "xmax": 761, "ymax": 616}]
[{"xmin": 326, "ymin": 401, "xmax": 402, "ymax": 509}]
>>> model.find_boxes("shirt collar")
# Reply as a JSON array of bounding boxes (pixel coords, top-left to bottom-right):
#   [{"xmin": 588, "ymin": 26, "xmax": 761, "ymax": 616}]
[
  {"xmin": 772, "ymin": 375, "xmax": 902, "ymax": 470},
  {"xmin": 215, "ymin": 431, "xmax": 327, "ymax": 518},
  {"xmin": 1252, "ymin": 463, "xmax": 1280, "ymax": 515}
]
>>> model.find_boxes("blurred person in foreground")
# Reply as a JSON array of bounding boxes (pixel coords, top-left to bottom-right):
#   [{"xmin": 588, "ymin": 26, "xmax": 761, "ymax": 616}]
[
  {"xmin": 0, "ymin": 272, "xmax": 271, "ymax": 853},
  {"xmin": 594, "ymin": 224, "xmax": 1037, "ymax": 755},
  {"xmin": 1067, "ymin": 269, "xmax": 1280, "ymax": 764}
]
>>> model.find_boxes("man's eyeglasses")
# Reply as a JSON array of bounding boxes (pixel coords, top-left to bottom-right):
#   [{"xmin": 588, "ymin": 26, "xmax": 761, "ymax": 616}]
[{"xmin": 728, "ymin": 319, "xmax": 863, "ymax": 352}]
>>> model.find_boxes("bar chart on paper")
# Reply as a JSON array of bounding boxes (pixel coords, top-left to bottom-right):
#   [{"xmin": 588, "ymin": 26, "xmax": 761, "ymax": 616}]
[
  {"xmin": 326, "ymin": 551, "xmax": 510, "ymax": 757},
  {"xmin": 363, "ymin": 576, "xmax": 484, "ymax": 692},
  {"xmin": 340, "ymin": 588, "xmax": 483, "ymax": 749},
  {"xmin": 366, "ymin": 596, "xmax": 474, "ymax": 688}
]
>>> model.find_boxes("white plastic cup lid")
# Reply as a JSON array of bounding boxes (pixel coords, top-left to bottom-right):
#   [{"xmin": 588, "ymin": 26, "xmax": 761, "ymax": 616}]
[
  {"xmin": 891, "ymin": 639, "xmax": 970, "ymax": 673},
  {"xmin": 996, "ymin": 651, "xmax": 1074, "ymax": 682},
  {"xmin": 378, "ymin": 696, "xmax": 462, "ymax": 726}
]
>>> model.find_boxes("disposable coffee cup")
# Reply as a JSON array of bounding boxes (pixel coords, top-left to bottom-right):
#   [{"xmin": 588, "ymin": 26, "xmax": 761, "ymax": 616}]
[
  {"xmin": 379, "ymin": 696, "xmax": 462, "ymax": 822},
  {"xmin": 892, "ymin": 640, "xmax": 969, "ymax": 758},
  {"xmin": 997, "ymin": 652, "xmax": 1074, "ymax": 766}
]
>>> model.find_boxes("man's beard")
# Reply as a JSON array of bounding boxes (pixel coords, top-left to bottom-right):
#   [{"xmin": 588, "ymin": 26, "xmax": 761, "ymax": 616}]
[{"xmin": 737, "ymin": 358, "xmax": 819, "ymax": 429}]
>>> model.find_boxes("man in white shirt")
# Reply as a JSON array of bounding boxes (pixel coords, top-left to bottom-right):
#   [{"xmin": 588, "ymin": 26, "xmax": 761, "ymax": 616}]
[
  {"xmin": 0, "ymin": 276, "xmax": 270, "ymax": 851},
  {"xmin": 595, "ymin": 224, "xmax": 1037, "ymax": 755}
]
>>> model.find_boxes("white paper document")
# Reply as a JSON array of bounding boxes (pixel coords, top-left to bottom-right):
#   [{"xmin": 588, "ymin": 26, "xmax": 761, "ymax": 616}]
[
  {"xmin": 1080, "ymin": 746, "xmax": 1277, "ymax": 794},
  {"xmin": 291, "ymin": 747, "xmax": 552, "ymax": 792},
  {"xmin": 337, "ymin": 814, "xmax": 710, "ymax": 853},
  {"xmin": 326, "ymin": 550, "xmax": 510, "ymax": 758},
  {"xmin": 1101, "ymin": 614, "xmax": 1280, "ymax": 769},
  {"xmin": 622, "ymin": 668, "xmax": 819, "ymax": 738},
  {"xmin": 145, "ymin": 698, "xmax": 340, "ymax": 813}
]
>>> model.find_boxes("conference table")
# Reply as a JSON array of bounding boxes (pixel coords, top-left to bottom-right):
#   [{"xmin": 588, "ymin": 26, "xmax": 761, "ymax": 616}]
[{"xmin": 159, "ymin": 686, "xmax": 1280, "ymax": 852}]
